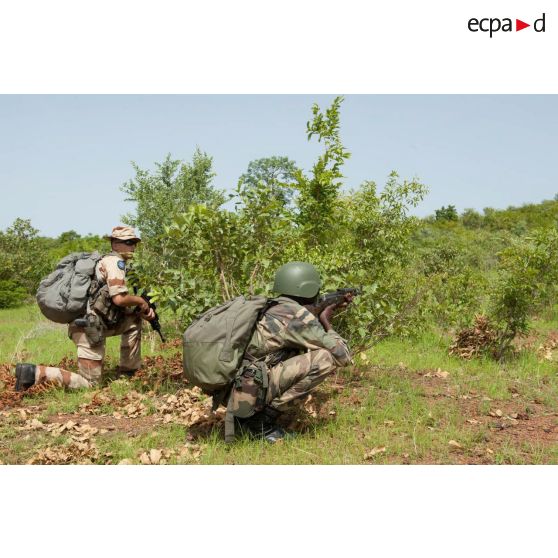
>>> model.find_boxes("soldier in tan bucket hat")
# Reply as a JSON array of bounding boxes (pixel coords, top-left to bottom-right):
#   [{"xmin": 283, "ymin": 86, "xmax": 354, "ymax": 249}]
[
  {"xmin": 15, "ymin": 226, "xmax": 155, "ymax": 391},
  {"xmin": 104, "ymin": 225, "xmax": 141, "ymax": 243}
]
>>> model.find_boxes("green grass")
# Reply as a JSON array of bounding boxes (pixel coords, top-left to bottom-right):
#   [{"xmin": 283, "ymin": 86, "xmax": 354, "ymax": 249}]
[
  {"xmin": 1, "ymin": 304, "xmax": 558, "ymax": 464},
  {"xmin": 0, "ymin": 304, "xmax": 176, "ymax": 365}
]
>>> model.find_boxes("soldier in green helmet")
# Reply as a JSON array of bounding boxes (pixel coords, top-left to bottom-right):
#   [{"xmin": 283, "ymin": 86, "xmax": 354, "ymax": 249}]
[{"xmin": 231, "ymin": 261, "xmax": 352, "ymax": 442}]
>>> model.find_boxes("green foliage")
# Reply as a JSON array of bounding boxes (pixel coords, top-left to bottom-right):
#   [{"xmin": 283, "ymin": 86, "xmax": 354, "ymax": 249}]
[
  {"xmin": 0, "ymin": 218, "xmax": 50, "ymax": 293},
  {"xmin": 238, "ymin": 156, "xmax": 299, "ymax": 208},
  {"xmin": 47, "ymin": 231, "xmax": 106, "ymax": 262},
  {"xmin": 0, "ymin": 280, "xmax": 28, "ymax": 308},
  {"xmin": 295, "ymin": 96, "xmax": 351, "ymax": 245},
  {"xmin": 120, "ymin": 149, "xmax": 226, "ymax": 298},
  {"xmin": 435, "ymin": 205, "xmax": 458, "ymax": 222},
  {"xmin": 135, "ymin": 98, "xmax": 428, "ymax": 347},
  {"xmin": 461, "ymin": 208, "xmax": 483, "ymax": 229},
  {"xmin": 488, "ymin": 229, "xmax": 558, "ymax": 358},
  {"xmin": 462, "ymin": 199, "xmax": 558, "ymax": 232},
  {"xmin": 121, "ymin": 149, "xmax": 225, "ymax": 239}
]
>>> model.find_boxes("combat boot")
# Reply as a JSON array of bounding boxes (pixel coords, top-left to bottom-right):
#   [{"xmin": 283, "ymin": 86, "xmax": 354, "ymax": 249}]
[
  {"xmin": 116, "ymin": 367, "xmax": 139, "ymax": 379},
  {"xmin": 15, "ymin": 363, "xmax": 37, "ymax": 392},
  {"xmin": 235, "ymin": 406, "xmax": 293, "ymax": 443}
]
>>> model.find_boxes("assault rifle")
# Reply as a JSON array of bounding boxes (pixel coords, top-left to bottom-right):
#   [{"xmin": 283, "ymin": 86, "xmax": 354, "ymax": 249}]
[
  {"xmin": 309, "ymin": 287, "xmax": 362, "ymax": 316},
  {"xmin": 139, "ymin": 291, "xmax": 166, "ymax": 343}
]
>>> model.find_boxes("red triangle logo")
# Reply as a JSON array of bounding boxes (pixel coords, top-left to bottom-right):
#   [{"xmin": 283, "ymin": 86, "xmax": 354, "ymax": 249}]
[{"xmin": 516, "ymin": 19, "xmax": 530, "ymax": 31}]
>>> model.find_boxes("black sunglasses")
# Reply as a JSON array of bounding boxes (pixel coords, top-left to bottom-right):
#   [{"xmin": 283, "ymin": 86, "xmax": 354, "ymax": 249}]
[{"xmin": 121, "ymin": 239, "xmax": 139, "ymax": 246}]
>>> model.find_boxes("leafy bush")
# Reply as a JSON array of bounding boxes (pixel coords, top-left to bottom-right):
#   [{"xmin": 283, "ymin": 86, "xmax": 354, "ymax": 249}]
[
  {"xmin": 0, "ymin": 218, "xmax": 50, "ymax": 294},
  {"xmin": 126, "ymin": 98, "xmax": 428, "ymax": 349},
  {"xmin": 0, "ymin": 280, "xmax": 28, "ymax": 308},
  {"xmin": 435, "ymin": 205, "xmax": 458, "ymax": 222},
  {"xmin": 488, "ymin": 228, "xmax": 558, "ymax": 359}
]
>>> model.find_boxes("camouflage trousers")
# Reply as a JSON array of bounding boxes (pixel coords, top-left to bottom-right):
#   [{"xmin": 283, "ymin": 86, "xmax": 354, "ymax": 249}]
[
  {"xmin": 32, "ymin": 365, "xmax": 91, "ymax": 389},
  {"xmin": 231, "ymin": 348, "xmax": 337, "ymax": 416},
  {"xmin": 66, "ymin": 313, "xmax": 143, "ymax": 385}
]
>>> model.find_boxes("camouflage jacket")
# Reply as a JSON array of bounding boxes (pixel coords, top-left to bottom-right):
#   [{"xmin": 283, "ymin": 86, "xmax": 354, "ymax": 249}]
[{"xmin": 245, "ymin": 296, "xmax": 352, "ymax": 368}]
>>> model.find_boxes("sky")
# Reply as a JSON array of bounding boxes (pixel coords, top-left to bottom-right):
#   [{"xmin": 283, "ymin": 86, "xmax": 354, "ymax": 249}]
[{"xmin": 0, "ymin": 94, "xmax": 556, "ymax": 237}]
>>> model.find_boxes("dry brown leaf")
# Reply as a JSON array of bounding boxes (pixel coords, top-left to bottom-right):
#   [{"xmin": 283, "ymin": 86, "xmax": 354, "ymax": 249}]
[
  {"xmin": 29, "ymin": 418, "xmax": 45, "ymax": 430},
  {"xmin": 466, "ymin": 419, "xmax": 480, "ymax": 425},
  {"xmin": 364, "ymin": 446, "xmax": 387, "ymax": 460},
  {"xmin": 149, "ymin": 449, "xmax": 162, "ymax": 465},
  {"xmin": 118, "ymin": 459, "xmax": 134, "ymax": 465},
  {"xmin": 384, "ymin": 420, "xmax": 395, "ymax": 427},
  {"xmin": 60, "ymin": 420, "xmax": 76, "ymax": 432},
  {"xmin": 139, "ymin": 452, "xmax": 151, "ymax": 465},
  {"xmin": 448, "ymin": 440, "xmax": 462, "ymax": 450}
]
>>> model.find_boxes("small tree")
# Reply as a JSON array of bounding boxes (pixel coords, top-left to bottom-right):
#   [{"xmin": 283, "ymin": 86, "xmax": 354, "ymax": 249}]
[
  {"xmin": 295, "ymin": 96, "xmax": 351, "ymax": 245},
  {"xmin": 238, "ymin": 156, "xmax": 299, "ymax": 208},
  {"xmin": 434, "ymin": 205, "xmax": 458, "ymax": 222},
  {"xmin": 0, "ymin": 218, "xmax": 50, "ymax": 295},
  {"xmin": 121, "ymin": 149, "xmax": 224, "ymax": 240},
  {"xmin": 488, "ymin": 229, "xmax": 558, "ymax": 359}
]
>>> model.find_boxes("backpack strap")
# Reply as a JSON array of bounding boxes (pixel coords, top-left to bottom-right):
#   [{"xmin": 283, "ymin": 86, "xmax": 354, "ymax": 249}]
[
  {"xmin": 242, "ymin": 298, "xmax": 279, "ymax": 362},
  {"xmin": 224, "ymin": 389, "xmax": 236, "ymax": 443},
  {"xmin": 87, "ymin": 252, "xmax": 107, "ymax": 294}
]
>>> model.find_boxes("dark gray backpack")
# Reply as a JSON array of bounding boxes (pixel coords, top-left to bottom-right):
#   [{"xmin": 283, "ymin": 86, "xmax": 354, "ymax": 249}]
[
  {"xmin": 36, "ymin": 251, "xmax": 103, "ymax": 324},
  {"xmin": 183, "ymin": 295, "xmax": 272, "ymax": 394}
]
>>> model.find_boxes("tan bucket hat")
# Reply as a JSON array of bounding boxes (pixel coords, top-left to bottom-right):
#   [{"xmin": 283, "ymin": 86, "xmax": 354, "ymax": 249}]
[{"xmin": 105, "ymin": 225, "xmax": 141, "ymax": 242}]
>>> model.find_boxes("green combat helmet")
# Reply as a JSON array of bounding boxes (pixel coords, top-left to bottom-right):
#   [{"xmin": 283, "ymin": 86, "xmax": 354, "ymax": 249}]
[{"xmin": 273, "ymin": 261, "xmax": 321, "ymax": 298}]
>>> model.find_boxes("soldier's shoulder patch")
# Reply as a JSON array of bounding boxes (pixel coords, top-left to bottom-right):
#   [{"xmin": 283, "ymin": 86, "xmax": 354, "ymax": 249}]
[{"xmin": 117, "ymin": 260, "xmax": 126, "ymax": 270}]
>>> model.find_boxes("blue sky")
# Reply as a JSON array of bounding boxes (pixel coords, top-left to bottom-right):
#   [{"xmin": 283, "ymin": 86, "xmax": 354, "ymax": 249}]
[{"xmin": 0, "ymin": 95, "xmax": 556, "ymax": 237}]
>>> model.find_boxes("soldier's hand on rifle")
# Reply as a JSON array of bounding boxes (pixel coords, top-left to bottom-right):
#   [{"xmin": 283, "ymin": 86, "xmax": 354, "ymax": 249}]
[
  {"xmin": 141, "ymin": 307, "xmax": 156, "ymax": 321},
  {"xmin": 319, "ymin": 303, "xmax": 338, "ymax": 331},
  {"xmin": 138, "ymin": 300, "xmax": 155, "ymax": 321},
  {"xmin": 339, "ymin": 292, "xmax": 355, "ymax": 308}
]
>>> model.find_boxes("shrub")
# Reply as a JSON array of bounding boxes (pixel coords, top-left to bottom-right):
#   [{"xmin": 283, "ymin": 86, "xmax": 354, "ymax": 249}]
[
  {"xmin": 128, "ymin": 98, "xmax": 428, "ymax": 348},
  {"xmin": 0, "ymin": 280, "xmax": 28, "ymax": 308},
  {"xmin": 488, "ymin": 228, "xmax": 558, "ymax": 359}
]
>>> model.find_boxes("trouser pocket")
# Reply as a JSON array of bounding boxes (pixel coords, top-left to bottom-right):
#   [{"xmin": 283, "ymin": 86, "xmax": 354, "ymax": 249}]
[{"xmin": 230, "ymin": 362, "xmax": 268, "ymax": 418}]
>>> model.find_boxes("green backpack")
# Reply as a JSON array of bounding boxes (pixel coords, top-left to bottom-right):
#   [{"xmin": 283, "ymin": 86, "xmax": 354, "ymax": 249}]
[
  {"xmin": 183, "ymin": 295, "xmax": 274, "ymax": 394},
  {"xmin": 36, "ymin": 251, "xmax": 103, "ymax": 324}
]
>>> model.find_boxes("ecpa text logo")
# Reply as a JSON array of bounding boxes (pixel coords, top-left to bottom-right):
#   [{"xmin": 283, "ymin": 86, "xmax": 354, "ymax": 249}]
[{"xmin": 468, "ymin": 13, "xmax": 546, "ymax": 37}]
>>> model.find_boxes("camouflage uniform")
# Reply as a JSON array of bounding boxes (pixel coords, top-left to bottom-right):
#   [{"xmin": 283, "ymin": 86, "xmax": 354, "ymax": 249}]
[
  {"xmin": 230, "ymin": 296, "xmax": 351, "ymax": 417},
  {"xmin": 67, "ymin": 250, "xmax": 142, "ymax": 384},
  {"xmin": 28, "ymin": 365, "xmax": 91, "ymax": 389},
  {"xmin": 17, "ymin": 226, "xmax": 144, "ymax": 391}
]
